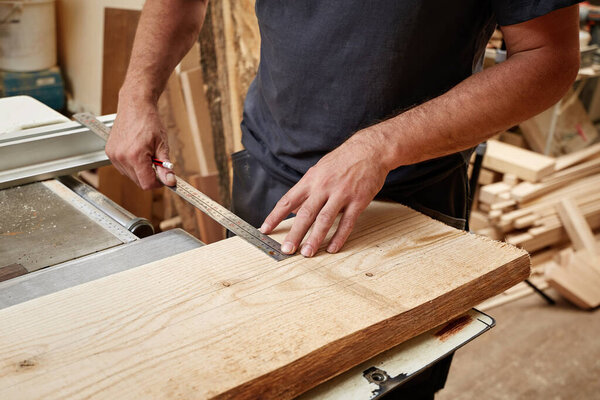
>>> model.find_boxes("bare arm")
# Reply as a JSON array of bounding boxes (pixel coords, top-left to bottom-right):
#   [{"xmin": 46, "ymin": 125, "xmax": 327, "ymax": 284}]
[
  {"xmin": 261, "ymin": 5, "xmax": 580, "ymax": 257},
  {"xmin": 368, "ymin": 6, "xmax": 580, "ymax": 170},
  {"xmin": 106, "ymin": 0, "xmax": 208, "ymax": 189}
]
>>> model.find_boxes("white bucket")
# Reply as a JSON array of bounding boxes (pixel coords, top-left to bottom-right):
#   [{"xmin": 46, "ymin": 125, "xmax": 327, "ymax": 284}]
[{"xmin": 0, "ymin": 0, "xmax": 57, "ymax": 71}]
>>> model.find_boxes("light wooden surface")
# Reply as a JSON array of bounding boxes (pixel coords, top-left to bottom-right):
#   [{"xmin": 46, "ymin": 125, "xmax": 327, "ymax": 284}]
[
  {"xmin": 0, "ymin": 202, "xmax": 529, "ymax": 400},
  {"xmin": 180, "ymin": 67, "xmax": 218, "ymax": 175},
  {"xmin": 555, "ymin": 142, "xmax": 600, "ymax": 171},
  {"xmin": 556, "ymin": 199, "xmax": 598, "ymax": 257},
  {"xmin": 547, "ymin": 255, "xmax": 600, "ymax": 309},
  {"xmin": 482, "ymin": 140, "xmax": 556, "ymax": 182}
]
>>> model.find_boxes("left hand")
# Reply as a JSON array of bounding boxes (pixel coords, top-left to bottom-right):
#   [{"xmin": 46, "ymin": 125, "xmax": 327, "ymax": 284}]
[{"xmin": 259, "ymin": 133, "xmax": 390, "ymax": 257}]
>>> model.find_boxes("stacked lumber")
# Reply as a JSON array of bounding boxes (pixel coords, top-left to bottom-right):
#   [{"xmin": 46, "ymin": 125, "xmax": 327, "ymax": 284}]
[{"xmin": 471, "ymin": 138, "xmax": 600, "ymax": 309}]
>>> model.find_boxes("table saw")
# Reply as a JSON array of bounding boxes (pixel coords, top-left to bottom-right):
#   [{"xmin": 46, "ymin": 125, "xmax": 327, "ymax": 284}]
[{"xmin": 0, "ymin": 100, "xmax": 497, "ymax": 399}]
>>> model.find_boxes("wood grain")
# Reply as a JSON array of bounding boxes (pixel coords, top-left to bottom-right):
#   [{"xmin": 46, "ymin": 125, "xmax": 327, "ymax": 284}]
[
  {"xmin": 0, "ymin": 202, "xmax": 529, "ymax": 399},
  {"xmin": 0, "ymin": 264, "xmax": 27, "ymax": 283}
]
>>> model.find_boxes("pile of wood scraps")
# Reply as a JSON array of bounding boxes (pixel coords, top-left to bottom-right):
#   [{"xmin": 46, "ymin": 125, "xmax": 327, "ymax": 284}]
[{"xmin": 471, "ymin": 137, "xmax": 600, "ymax": 310}]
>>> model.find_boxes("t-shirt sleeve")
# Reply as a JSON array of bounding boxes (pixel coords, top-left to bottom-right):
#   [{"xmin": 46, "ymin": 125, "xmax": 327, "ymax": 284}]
[{"xmin": 492, "ymin": 0, "xmax": 582, "ymax": 26}]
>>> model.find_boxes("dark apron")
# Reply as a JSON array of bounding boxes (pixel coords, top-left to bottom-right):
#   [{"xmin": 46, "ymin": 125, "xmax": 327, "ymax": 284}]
[{"xmin": 231, "ymin": 149, "xmax": 469, "ymax": 399}]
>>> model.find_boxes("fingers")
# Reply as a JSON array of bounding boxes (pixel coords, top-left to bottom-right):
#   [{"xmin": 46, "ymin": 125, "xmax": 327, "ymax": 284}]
[
  {"xmin": 280, "ymin": 194, "xmax": 327, "ymax": 254},
  {"xmin": 300, "ymin": 198, "xmax": 344, "ymax": 257},
  {"xmin": 260, "ymin": 186, "xmax": 307, "ymax": 234},
  {"xmin": 154, "ymin": 143, "xmax": 175, "ymax": 187},
  {"xmin": 104, "ymin": 106, "xmax": 171, "ymax": 190},
  {"xmin": 326, "ymin": 205, "xmax": 364, "ymax": 254},
  {"xmin": 129, "ymin": 153, "xmax": 162, "ymax": 190},
  {"xmin": 106, "ymin": 140, "xmax": 140, "ymax": 187}
]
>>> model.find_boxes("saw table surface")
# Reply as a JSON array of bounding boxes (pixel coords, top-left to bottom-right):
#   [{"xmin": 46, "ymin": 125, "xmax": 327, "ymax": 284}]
[{"xmin": 0, "ymin": 180, "xmax": 133, "ymax": 273}]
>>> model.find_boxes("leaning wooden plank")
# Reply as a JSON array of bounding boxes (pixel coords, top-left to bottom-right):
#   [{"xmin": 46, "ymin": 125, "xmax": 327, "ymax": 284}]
[
  {"xmin": 0, "ymin": 202, "xmax": 529, "ymax": 400},
  {"xmin": 555, "ymin": 142, "xmax": 600, "ymax": 171},
  {"xmin": 180, "ymin": 67, "xmax": 218, "ymax": 175},
  {"xmin": 482, "ymin": 140, "xmax": 556, "ymax": 182},
  {"xmin": 556, "ymin": 199, "xmax": 599, "ymax": 258}
]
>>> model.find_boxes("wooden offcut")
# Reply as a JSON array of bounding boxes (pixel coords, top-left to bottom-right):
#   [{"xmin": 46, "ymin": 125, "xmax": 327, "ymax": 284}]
[
  {"xmin": 556, "ymin": 199, "xmax": 599, "ymax": 258},
  {"xmin": 0, "ymin": 202, "xmax": 529, "ymax": 400},
  {"xmin": 546, "ymin": 253, "xmax": 600, "ymax": 309},
  {"xmin": 482, "ymin": 140, "xmax": 556, "ymax": 182}
]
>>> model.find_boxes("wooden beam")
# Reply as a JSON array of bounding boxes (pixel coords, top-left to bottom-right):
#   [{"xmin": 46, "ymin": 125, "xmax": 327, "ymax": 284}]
[
  {"xmin": 554, "ymin": 142, "xmax": 600, "ymax": 171},
  {"xmin": 511, "ymin": 157, "xmax": 600, "ymax": 203},
  {"xmin": 482, "ymin": 140, "xmax": 556, "ymax": 182},
  {"xmin": 546, "ymin": 254, "xmax": 600, "ymax": 309},
  {"xmin": 0, "ymin": 202, "xmax": 529, "ymax": 400},
  {"xmin": 556, "ymin": 198, "xmax": 599, "ymax": 258},
  {"xmin": 101, "ymin": 8, "xmax": 141, "ymax": 114},
  {"xmin": 180, "ymin": 67, "xmax": 218, "ymax": 175}
]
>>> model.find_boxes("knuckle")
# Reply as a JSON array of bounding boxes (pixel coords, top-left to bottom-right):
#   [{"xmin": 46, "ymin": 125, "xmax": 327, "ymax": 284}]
[
  {"xmin": 297, "ymin": 207, "xmax": 315, "ymax": 220},
  {"xmin": 139, "ymin": 180, "xmax": 153, "ymax": 190},
  {"xmin": 125, "ymin": 148, "xmax": 139, "ymax": 161},
  {"xmin": 316, "ymin": 210, "xmax": 336, "ymax": 225},
  {"xmin": 278, "ymin": 195, "xmax": 291, "ymax": 208}
]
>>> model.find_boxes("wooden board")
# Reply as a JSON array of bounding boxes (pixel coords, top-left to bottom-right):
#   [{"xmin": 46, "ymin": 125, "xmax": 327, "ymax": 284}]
[
  {"xmin": 482, "ymin": 140, "xmax": 556, "ymax": 182},
  {"xmin": 180, "ymin": 67, "xmax": 218, "ymax": 175},
  {"xmin": 511, "ymin": 157, "xmax": 600, "ymax": 203},
  {"xmin": 0, "ymin": 264, "xmax": 27, "ymax": 283},
  {"xmin": 0, "ymin": 202, "xmax": 529, "ymax": 400},
  {"xmin": 546, "ymin": 254, "xmax": 600, "ymax": 309},
  {"xmin": 101, "ymin": 8, "xmax": 141, "ymax": 114},
  {"xmin": 555, "ymin": 142, "xmax": 600, "ymax": 171},
  {"xmin": 191, "ymin": 173, "xmax": 225, "ymax": 244},
  {"xmin": 556, "ymin": 199, "xmax": 599, "ymax": 257}
]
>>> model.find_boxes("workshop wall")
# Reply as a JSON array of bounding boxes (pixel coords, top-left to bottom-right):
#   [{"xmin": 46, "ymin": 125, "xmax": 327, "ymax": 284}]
[{"xmin": 56, "ymin": 0, "xmax": 145, "ymax": 114}]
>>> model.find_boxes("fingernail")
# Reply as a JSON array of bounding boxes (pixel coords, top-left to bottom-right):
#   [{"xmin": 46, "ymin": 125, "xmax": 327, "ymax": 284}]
[
  {"xmin": 301, "ymin": 244, "xmax": 314, "ymax": 258},
  {"xmin": 259, "ymin": 223, "xmax": 269, "ymax": 233},
  {"xmin": 166, "ymin": 172, "xmax": 175, "ymax": 186},
  {"xmin": 281, "ymin": 242, "xmax": 295, "ymax": 254},
  {"xmin": 327, "ymin": 243, "xmax": 339, "ymax": 253}
]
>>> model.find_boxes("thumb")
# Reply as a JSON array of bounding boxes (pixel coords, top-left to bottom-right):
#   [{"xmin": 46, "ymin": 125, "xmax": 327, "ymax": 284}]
[{"xmin": 155, "ymin": 144, "xmax": 176, "ymax": 187}]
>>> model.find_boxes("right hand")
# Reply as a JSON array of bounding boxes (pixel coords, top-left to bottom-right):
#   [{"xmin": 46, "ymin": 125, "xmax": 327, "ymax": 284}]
[{"xmin": 105, "ymin": 98, "xmax": 175, "ymax": 190}]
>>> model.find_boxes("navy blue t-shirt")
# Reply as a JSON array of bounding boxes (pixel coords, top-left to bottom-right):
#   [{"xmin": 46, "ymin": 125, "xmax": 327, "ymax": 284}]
[{"xmin": 241, "ymin": 0, "xmax": 578, "ymax": 191}]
